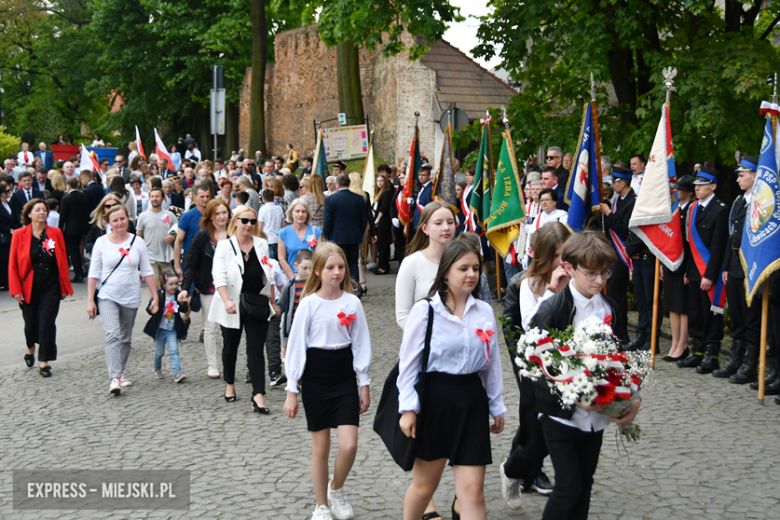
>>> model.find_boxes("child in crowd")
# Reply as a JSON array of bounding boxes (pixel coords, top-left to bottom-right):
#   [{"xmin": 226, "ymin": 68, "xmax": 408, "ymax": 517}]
[
  {"xmin": 531, "ymin": 231, "xmax": 641, "ymax": 520},
  {"xmin": 284, "ymin": 243, "xmax": 372, "ymax": 520},
  {"xmin": 263, "ymin": 237, "xmax": 288, "ymax": 387},
  {"xmin": 235, "ymin": 191, "xmax": 249, "ymax": 207},
  {"xmin": 46, "ymin": 198, "xmax": 60, "ymax": 228},
  {"xmin": 279, "ymin": 248, "xmax": 313, "ymax": 363},
  {"xmin": 258, "ymin": 188, "xmax": 285, "ymax": 261},
  {"xmin": 143, "ymin": 270, "xmax": 189, "ymax": 383}
]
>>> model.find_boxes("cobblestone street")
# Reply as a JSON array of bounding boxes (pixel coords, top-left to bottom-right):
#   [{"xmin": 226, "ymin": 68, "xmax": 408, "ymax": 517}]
[{"xmin": 1, "ymin": 271, "xmax": 779, "ymax": 519}]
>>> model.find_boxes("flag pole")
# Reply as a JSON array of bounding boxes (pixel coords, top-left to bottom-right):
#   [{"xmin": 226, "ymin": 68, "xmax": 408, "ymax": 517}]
[
  {"xmin": 649, "ymin": 67, "xmax": 678, "ymax": 368},
  {"xmin": 758, "ymin": 72, "xmax": 778, "ymax": 404},
  {"xmin": 590, "ymin": 74, "xmax": 605, "ymax": 207},
  {"xmin": 488, "ymin": 110, "xmax": 501, "ymax": 298}
]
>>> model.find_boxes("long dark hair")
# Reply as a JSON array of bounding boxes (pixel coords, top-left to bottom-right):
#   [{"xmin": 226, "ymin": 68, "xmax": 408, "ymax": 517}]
[
  {"xmin": 427, "ymin": 240, "xmax": 482, "ymax": 311},
  {"xmin": 406, "ymin": 200, "xmax": 456, "ymax": 256},
  {"xmin": 110, "ymin": 176, "xmax": 128, "ymax": 198}
]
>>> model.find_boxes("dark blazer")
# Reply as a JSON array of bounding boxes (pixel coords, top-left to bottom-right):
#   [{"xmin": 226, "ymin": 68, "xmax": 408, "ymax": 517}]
[
  {"xmin": 181, "ymin": 228, "xmax": 215, "ymax": 295},
  {"xmin": 10, "ymin": 187, "xmax": 44, "ymax": 218},
  {"xmin": 603, "ymin": 189, "xmax": 636, "ymax": 242},
  {"xmin": 553, "ymin": 182, "xmax": 569, "ymax": 211},
  {"xmin": 686, "ymin": 196, "xmax": 729, "ymax": 282},
  {"xmin": 168, "ymin": 192, "xmax": 184, "ymax": 209},
  {"xmin": 0, "ymin": 201, "xmax": 22, "ymax": 256},
  {"xmin": 143, "ymin": 289, "xmax": 189, "ymax": 340},
  {"xmin": 35, "ymin": 178, "xmax": 53, "ymax": 193},
  {"xmin": 323, "ymin": 188, "xmax": 368, "ymax": 245},
  {"xmin": 83, "ymin": 182, "xmax": 106, "ymax": 214},
  {"xmin": 531, "ymin": 286, "xmax": 620, "ymax": 419},
  {"xmin": 412, "ymin": 181, "xmax": 434, "ymax": 228},
  {"xmin": 59, "ymin": 190, "xmax": 91, "ymax": 237},
  {"xmin": 722, "ymin": 194, "xmax": 748, "ymax": 278},
  {"xmin": 115, "ymin": 167, "xmax": 132, "ymax": 183},
  {"xmin": 35, "ymin": 150, "xmax": 54, "ymax": 171},
  {"xmin": 556, "ymin": 165, "xmax": 570, "ymax": 194},
  {"xmin": 8, "ymin": 225, "xmax": 74, "ymax": 302}
]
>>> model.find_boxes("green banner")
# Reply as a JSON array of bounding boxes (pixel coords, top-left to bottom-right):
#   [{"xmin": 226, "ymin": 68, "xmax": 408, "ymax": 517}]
[
  {"xmin": 469, "ymin": 121, "xmax": 493, "ymax": 227},
  {"xmin": 486, "ymin": 131, "xmax": 526, "ymax": 257}
]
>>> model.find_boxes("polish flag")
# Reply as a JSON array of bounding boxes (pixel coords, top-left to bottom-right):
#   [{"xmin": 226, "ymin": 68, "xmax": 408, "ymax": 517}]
[
  {"xmin": 154, "ymin": 128, "xmax": 174, "ymax": 170},
  {"xmin": 79, "ymin": 145, "xmax": 100, "ymax": 172},
  {"xmin": 135, "ymin": 125, "xmax": 146, "ymax": 160}
]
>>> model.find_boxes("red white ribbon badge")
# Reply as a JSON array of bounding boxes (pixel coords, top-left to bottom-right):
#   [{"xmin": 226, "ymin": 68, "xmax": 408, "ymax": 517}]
[
  {"xmin": 338, "ymin": 311, "xmax": 356, "ymax": 330},
  {"xmin": 162, "ymin": 214, "xmax": 170, "ymax": 224},
  {"xmin": 119, "ymin": 248, "xmax": 131, "ymax": 263},
  {"xmin": 261, "ymin": 256, "xmax": 271, "ymax": 267},
  {"xmin": 476, "ymin": 328, "xmax": 494, "ymax": 361},
  {"xmin": 164, "ymin": 300, "xmax": 176, "ymax": 320},
  {"xmin": 44, "ymin": 238, "xmax": 56, "ymax": 256},
  {"xmin": 306, "ymin": 235, "xmax": 317, "ymax": 248}
]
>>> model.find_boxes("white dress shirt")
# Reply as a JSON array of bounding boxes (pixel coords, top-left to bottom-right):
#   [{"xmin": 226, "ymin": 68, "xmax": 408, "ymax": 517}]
[
  {"xmin": 397, "ymin": 293, "xmax": 506, "ymax": 418},
  {"xmin": 519, "ymin": 278, "xmax": 556, "ymax": 331},
  {"xmin": 284, "ymin": 291, "xmax": 372, "ymax": 393},
  {"xmin": 548, "ymin": 286, "xmax": 612, "ymax": 433}
]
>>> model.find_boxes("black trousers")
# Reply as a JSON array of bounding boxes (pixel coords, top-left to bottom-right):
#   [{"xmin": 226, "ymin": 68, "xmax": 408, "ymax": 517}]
[
  {"xmin": 65, "ymin": 233, "xmax": 83, "ymax": 277},
  {"xmin": 540, "ymin": 415, "xmax": 603, "ymax": 520},
  {"xmin": 221, "ymin": 311, "xmax": 270, "ymax": 395},
  {"xmin": 0, "ymin": 258, "xmax": 8, "ymax": 288},
  {"xmin": 393, "ymin": 225, "xmax": 406, "ymax": 263},
  {"xmin": 633, "ymin": 260, "xmax": 661, "ymax": 336},
  {"xmin": 607, "ymin": 259, "xmax": 630, "ymax": 342},
  {"xmin": 265, "ymin": 315, "xmax": 282, "ymax": 375},
  {"xmin": 504, "ymin": 378, "xmax": 548, "ymax": 483},
  {"xmin": 22, "ymin": 271, "xmax": 61, "ymax": 362},
  {"xmin": 337, "ymin": 242, "xmax": 360, "ymax": 281},
  {"xmin": 377, "ymin": 220, "xmax": 392, "ymax": 271},
  {"xmin": 725, "ymin": 275, "xmax": 761, "ymax": 345},
  {"xmin": 687, "ymin": 281, "xmax": 724, "ymax": 344}
]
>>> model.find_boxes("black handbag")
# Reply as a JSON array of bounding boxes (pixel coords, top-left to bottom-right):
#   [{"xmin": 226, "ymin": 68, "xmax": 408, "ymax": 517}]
[
  {"xmin": 373, "ymin": 299, "xmax": 434, "ymax": 471},
  {"xmin": 240, "ymin": 292, "xmax": 269, "ymax": 318},
  {"xmin": 93, "ymin": 236, "xmax": 136, "ymax": 316}
]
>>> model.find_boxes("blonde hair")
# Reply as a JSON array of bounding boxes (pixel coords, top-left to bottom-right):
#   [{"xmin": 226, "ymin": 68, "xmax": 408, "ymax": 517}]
[
  {"xmin": 50, "ymin": 172, "xmax": 67, "ymax": 192},
  {"xmin": 90, "ymin": 193, "xmax": 124, "ymax": 229},
  {"xmin": 228, "ymin": 205, "xmax": 261, "ymax": 237},
  {"xmin": 302, "ymin": 242, "xmax": 352, "ymax": 297},
  {"xmin": 348, "ymin": 172, "xmax": 363, "ymax": 194},
  {"xmin": 308, "ymin": 173, "xmax": 326, "ymax": 206}
]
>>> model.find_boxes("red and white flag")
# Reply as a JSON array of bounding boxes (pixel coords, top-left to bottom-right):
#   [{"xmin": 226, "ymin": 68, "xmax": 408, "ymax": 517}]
[
  {"xmin": 135, "ymin": 125, "xmax": 146, "ymax": 160},
  {"xmin": 154, "ymin": 128, "xmax": 174, "ymax": 170},
  {"xmin": 79, "ymin": 145, "xmax": 100, "ymax": 172}
]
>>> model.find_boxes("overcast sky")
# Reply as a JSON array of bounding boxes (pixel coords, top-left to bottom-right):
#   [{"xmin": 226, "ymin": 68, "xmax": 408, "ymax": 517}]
[{"xmin": 442, "ymin": 0, "xmax": 502, "ymax": 70}]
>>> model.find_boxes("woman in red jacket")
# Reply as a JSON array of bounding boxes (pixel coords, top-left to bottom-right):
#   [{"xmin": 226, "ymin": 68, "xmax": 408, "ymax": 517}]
[{"xmin": 8, "ymin": 198, "xmax": 73, "ymax": 377}]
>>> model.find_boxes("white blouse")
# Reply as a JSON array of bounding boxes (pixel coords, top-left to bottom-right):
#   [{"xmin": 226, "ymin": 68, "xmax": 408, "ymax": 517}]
[
  {"xmin": 284, "ymin": 291, "xmax": 372, "ymax": 393},
  {"xmin": 397, "ymin": 293, "xmax": 505, "ymax": 418},
  {"xmin": 519, "ymin": 277, "xmax": 556, "ymax": 331},
  {"xmin": 395, "ymin": 251, "xmax": 439, "ymax": 329}
]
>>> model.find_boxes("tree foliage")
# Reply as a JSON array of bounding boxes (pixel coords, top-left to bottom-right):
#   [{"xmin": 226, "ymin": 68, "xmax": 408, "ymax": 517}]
[{"xmin": 473, "ymin": 0, "xmax": 780, "ymax": 170}]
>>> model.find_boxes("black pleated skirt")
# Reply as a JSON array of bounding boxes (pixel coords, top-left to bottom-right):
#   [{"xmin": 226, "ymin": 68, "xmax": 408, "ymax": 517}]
[
  {"xmin": 416, "ymin": 371, "xmax": 492, "ymax": 466},
  {"xmin": 663, "ymin": 268, "xmax": 688, "ymax": 314},
  {"xmin": 301, "ymin": 347, "xmax": 359, "ymax": 432}
]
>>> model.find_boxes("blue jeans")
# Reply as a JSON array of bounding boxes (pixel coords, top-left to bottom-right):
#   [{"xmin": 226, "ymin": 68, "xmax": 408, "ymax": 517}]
[
  {"xmin": 154, "ymin": 328, "xmax": 181, "ymax": 372},
  {"xmin": 268, "ymin": 243, "xmax": 278, "ymax": 261}
]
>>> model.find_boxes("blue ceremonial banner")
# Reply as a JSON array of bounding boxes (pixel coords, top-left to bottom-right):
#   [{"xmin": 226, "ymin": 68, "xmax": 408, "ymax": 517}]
[
  {"xmin": 741, "ymin": 111, "xmax": 780, "ymax": 306},
  {"xmin": 311, "ymin": 129, "xmax": 329, "ymax": 178},
  {"xmin": 565, "ymin": 103, "xmax": 602, "ymax": 231}
]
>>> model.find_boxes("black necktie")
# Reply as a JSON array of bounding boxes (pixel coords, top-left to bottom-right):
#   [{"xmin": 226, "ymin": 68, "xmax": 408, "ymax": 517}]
[{"xmin": 26, "ymin": 190, "xmax": 30, "ymax": 201}]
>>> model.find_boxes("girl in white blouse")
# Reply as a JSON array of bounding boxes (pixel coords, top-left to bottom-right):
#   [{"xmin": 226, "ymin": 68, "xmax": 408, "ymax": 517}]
[
  {"xmin": 395, "ymin": 201, "xmax": 456, "ymax": 328},
  {"xmin": 398, "ymin": 240, "xmax": 505, "ymax": 520},
  {"xmin": 284, "ymin": 242, "xmax": 372, "ymax": 520}
]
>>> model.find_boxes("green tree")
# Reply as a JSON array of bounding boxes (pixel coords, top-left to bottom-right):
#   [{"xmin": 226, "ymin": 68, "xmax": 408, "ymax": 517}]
[{"xmin": 473, "ymin": 0, "xmax": 780, "ymax": 175}]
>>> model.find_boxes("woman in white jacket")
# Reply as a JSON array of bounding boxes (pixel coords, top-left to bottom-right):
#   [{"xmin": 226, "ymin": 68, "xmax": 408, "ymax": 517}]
[{"xmin": 210, "ymin": 205, "xmax": 280, "ymax": 413}]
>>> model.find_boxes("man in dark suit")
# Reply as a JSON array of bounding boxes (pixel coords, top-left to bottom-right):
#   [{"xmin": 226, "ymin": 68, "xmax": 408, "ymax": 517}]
[
  {"xmin": 323, "ymin": 173, "xmax": 368, "ymax": 280},
  {"xmin": 541, "ymin": 166, "xmax": 569, "ymax": 211},
  {"xmin": 35, "ymin": 168, "xmax": 53, "ymax": 193},
  {"xmin": 59, "ymin": 176, "xmax": 90, "ymax": 282},
  {"xmin": 714, "ymin": 156, "xmax": 763, "ymax": 384},
  {"xmin": 80, "ymin": 170, "xmax": 105, "ymax": 214},
  {"xmin": 598, "ymin": 166, "xmax": 635, "ymax": 345},
  {"xmin": 162, "ymin": 179, "xmax": 184, "ymax": 209},
  {"xmin": 546, "ymin": 146, "xmax": 570, "ymax": 192},
  {"xmin": 412, "ymin": 164, "xmax": 434, "ymax": 230},
  {"xmin": 113, "ymin": 155, "xmax": 131, "ymax": 183},
  {"xmin": 10, "ymin": 171, "xmax": 44, "ymax": 219},
  {"xmin": 34, "ymin": 142, "xmax": 54, "ymax": 171},
  {"xmin": 678, "ymin": 166, "xmax": 729, "ymax": 372}
]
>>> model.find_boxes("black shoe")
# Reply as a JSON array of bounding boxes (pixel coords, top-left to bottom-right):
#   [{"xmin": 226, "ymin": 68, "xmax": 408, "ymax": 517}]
[
  {"xmin": 623, "ymin": 333, "xmax": 648, "ymax": 352},
  {"xmin": 224, "ymin": 392, "xmax": 237, "ymax": 402},
  {"xmin": 199, "ymin": 330, "xmax": 204, "ymax": 343},
  {"xmin": 729, "ymin": 343, "xmax": 758, "ymax": 384},
  {"xmin": 251, "ymin": 395, "xmax": 270, "ymax": 414},
  {"xmin": 532, "ymin": 471, "xmax": 554, "ymax": 496},
  {"xmin": 24, "ymin": 353, "xmax": 35, "ymax": 368},
  {"xmin": 663, "ymin": 348, "xmax": 689, "ymax": 362},
  {"xmin": 72, "ymin": 276, "xmax": 84, "ymax": 283},
  {"xmin": 765, "ymin": 376, "xmax": 780, "ymax": 396},
  {"xmin": 678, "ymin": 339, "xmax": 705, "ymax": 368},
  {"xmin": 713, "ymin": 340, "xmax": 745, "ymax": 378},
  {"xmin": 775, "ymin": 395, "xmax": 780, "ymax": 405},
  {"xmin": 245, "ymin": 371, "xmax": 252, "ymax": 383},
  {"xmin": 39, "ymin": 366, "xmax": 51, "ymax": 377},
  {"xmin": 750, "ymin": 366, "xmax": 777, "ymax": 390},
  {"xmin": 269, "ymin": 373, "xmax": 287, "ymax": 387},
  {"xmin": 696, "ymin": 343, "xmax": 720, "ymax": 374},
  {"xmin": 451, "ymin": 496, "xmax": 460, "ymax": 520}
]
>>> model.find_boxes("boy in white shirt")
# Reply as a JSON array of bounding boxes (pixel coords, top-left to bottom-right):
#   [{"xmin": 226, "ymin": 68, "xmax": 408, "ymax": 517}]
[
  {"xmin": 46, "ymin": 199, "xmax": 60, "ymax": 228},
  {"xmin": 258, "ymin": 188, "xmax": 285, "ymax": 260}
]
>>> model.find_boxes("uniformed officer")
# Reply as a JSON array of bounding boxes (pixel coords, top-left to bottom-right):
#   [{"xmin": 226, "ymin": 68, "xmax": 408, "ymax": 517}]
[
  {"xmin": 598, "ymin": 166, "xmax": 635, "ymax": 344},
  {"xmin": 713, "ymin": 156, "xmax": 762, "ymax": 383},
  {"xmin": 678, "ymin": 166, "xmax": 730, "ymax": 372}
]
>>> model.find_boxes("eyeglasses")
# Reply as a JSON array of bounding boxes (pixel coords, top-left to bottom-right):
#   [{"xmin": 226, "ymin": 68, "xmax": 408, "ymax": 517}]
[
  {"xmin": 239, "ymin": 218, "xmax": 257, "ymax": 225},
  {"xmin": 540, "ymin": 198, "xmax": 553, "ymax": 203},
  {"xmin": 546, "ymin": 156, "xmax": 558, "ymax": 160},
  {"xmin": 576, "ymin": 267, "xmax": 613, "ymax": 281}
]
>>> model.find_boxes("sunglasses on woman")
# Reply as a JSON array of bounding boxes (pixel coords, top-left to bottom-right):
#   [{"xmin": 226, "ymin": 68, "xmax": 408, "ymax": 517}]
[
  {"xmin": 239, "ymin": 218, "xmax": 257, "ymax": 225},
  {"xmin": 104, "ymin": 204, "xmax": 118, "ymax": 209}
]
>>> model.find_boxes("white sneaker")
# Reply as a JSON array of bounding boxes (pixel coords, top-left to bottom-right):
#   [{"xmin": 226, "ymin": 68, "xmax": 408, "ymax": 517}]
[
  {"xmin": 207, "ymin": 366, "xmax": 220, "ymax": 379},
  {"xmin": 311, "ymin": 504, "xmax": 332, "ymax": 520},
  {"xmin": 500, "ymin": 460, "xmax": 522, "ymax": 510},
  {"xmin": 118, "ymin": 377, "xmax": 132, "ymax": 388},
  {"xmin": 109, "ymin": 378, "xmax": 122, "ymax": 395},
  {"xmin": 327, "ymin": 478, "xmax": 354, "ymax": 519}
]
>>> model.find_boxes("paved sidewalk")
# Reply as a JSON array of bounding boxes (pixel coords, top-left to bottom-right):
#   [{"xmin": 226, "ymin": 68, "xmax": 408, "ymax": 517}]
[{"xmin": 1, "ymin": 271, "xmax": 779, "ymax": 519}]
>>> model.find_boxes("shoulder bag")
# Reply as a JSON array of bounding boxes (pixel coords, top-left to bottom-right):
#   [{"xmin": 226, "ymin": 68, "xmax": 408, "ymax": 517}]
[
  {"xmin": 229, "ymin": 239, "xmax": 269, "ymax": 318},
  {"xmin": 93, "ymin": 236, "xmax": 136, "ymax": 316},
  {"xmin": 373, "ymin": 299, "xmax": 434, "ymax": 471}
]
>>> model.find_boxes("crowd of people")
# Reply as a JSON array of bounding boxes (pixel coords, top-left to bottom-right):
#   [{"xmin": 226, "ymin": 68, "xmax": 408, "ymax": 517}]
[{"xmin": 5, "ymin": 131, "xmax": 778, "ymax": 520}]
